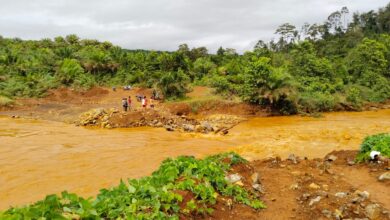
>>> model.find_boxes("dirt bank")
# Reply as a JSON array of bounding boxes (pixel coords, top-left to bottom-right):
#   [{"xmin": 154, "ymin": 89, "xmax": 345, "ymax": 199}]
[
  {"xmin": 211, "ymin": 150, "xmax": 389, "ymax": 219},
  {"xmin": 1, "ymin": 86, "xmax": 261, "ymax": 133},
  {"xmin": 1, "ymin": 86, "xmax": 265, "ymax": 119},
  {"xmin": 2, "ymin": 86, "xmax": 390, "ymax": 128}
]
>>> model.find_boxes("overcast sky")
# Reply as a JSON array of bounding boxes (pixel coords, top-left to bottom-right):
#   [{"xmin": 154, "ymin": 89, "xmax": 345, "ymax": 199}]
[{"xmin": 0, "ymin": 0, "xmax": 388, "ymax": 52}]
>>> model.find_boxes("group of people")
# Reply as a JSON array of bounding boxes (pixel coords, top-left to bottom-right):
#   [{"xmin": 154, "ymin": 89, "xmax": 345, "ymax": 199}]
[
  {"xmin": 113, "ymin": 85, "xmax": 157, "ymax": 111},
  {"xmin": 122, "ymin": 95, "xmax": 155, "ymax": 111}
]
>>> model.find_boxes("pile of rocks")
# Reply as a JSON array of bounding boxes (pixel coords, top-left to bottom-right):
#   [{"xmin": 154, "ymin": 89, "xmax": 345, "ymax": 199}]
[
  {"xmin": 76, "ymin": 108, "xmax": 239, "ymax": 135},
  {"xmin": 196, "ymin": 114, "xmax": 245, "ymax": 134},
  {"xmin": 77, "ymin": 108, "xmax": 118, "ymax": 128}
]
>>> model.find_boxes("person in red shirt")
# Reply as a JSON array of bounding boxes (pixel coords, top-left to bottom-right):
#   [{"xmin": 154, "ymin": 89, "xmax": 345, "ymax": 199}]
[{"xmin": 142, "ymin": 96, "xmax": 147, "ymax": 108}]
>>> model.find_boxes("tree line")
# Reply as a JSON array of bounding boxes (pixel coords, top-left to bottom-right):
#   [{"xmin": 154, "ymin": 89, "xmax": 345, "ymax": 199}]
[{"xmin": 1, "ymin": 3, "xmax": 390, "ymax": 114}]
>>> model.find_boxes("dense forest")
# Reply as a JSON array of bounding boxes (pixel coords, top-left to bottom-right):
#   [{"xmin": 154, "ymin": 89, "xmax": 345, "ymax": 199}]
[{"xmin": 1, "ymin": 3, "xmax": 390, "ymax": 114}]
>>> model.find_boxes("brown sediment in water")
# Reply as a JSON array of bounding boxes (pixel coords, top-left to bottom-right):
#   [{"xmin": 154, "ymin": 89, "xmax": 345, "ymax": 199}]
[{"xmin": 0, "ymin": 110, "xmax": 390, "ymax": 210}]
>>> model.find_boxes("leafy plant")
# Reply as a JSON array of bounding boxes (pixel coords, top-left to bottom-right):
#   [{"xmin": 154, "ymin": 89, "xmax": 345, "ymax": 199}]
[
  {"xmin": 157, "ymin": 69, "xmax": 190, "ymax": 100},
  {"xmin": 346, "ymin": 86, "xmax": 363, "ymax": 108}
]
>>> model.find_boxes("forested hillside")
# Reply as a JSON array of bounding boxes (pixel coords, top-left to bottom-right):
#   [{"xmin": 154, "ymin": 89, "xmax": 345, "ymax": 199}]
[{"xmin": 1, "ymin": 3, "xmax": 390, "ymax": 114}]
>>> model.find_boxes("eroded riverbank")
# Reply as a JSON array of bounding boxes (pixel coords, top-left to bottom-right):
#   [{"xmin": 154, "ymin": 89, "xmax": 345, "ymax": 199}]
[{"xmin": 1, "ymin": 109, "xmax": 390, "ymax": 209}]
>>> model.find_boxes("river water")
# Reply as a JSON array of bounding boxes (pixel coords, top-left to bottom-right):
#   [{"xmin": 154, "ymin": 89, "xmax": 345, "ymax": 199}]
[{"xmin": 1, "ymin": 109, "xmax": 390, "ymax": 209}]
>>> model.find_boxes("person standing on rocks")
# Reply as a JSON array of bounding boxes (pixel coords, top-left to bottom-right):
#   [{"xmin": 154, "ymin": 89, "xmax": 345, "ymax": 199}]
[
  {"xmin": 122, "ymin": 98, "xmax": 128, "ymax": 111},
  {"xmin": 142, "ymin": 96, "xmax": 147, "ymax": 109}
]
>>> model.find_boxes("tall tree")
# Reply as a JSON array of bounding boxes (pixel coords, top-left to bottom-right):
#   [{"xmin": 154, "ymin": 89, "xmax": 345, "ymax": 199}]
[{"xmin": 274, "ymin": 23, "xmax": 298, "ymax": 51}]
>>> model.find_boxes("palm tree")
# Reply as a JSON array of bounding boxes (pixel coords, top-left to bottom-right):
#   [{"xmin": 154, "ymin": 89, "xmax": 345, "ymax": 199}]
[{"xmin": 258, "ymin": 68, "xmax": 297, "ymax": 105}]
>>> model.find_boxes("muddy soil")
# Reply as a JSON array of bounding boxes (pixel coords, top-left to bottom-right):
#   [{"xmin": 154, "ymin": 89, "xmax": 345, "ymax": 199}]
[
  {"xmin": 1, "ymin": 87, "xmax": 262, "ymax": 134},
  {"xmin": 2, "ymin": 87, "xmax": 263, "ymax": 120}
]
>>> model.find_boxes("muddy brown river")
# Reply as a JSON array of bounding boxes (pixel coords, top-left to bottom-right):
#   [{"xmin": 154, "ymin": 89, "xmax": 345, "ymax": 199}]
[{"xmin": 1, "ymin": 109, "xmax": 390, "ymax": 209}]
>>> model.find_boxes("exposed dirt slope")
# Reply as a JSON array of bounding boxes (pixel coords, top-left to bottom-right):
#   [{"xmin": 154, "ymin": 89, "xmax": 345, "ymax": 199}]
[
  {"xmin": 209, "ymin": 150, "xmax": 390, "ymax": 219},
  {"xmin": 2, "ymin": 86, "xmax": 264, "ymax": 122}
]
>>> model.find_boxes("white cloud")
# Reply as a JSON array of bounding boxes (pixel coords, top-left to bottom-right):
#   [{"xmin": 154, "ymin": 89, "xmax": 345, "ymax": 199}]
[{"xmin": 0, "ymin": 0, "xmax": 388, "ymax": 52}]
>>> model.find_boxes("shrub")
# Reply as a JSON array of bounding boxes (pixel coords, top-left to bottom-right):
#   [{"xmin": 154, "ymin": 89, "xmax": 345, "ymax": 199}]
[
  {"xmin": 346, "ymin": 86, "xmax": 363, "ymax": 108},
  {"xmin": 0, "ymin": 74, "xmax": 59, "ymax": 98},
  {"xmin": 73, "ymin": 73, "xmax": 96, "ymax": 90},
  {"xmin": 56, "ymin": 58, "xmax": 84, "ymax": 86},
  {"xmin": 158, "ymin": 69, "xmax": 190, "ymax": 100},
  {"xmin": 356, "ymin": 133, "xmax": 390, "ymax": 162},
  {"xmin": 240, "ymin": 58, "xmax": 298, "ymax": 114},
  {"xmin": 210, "ymin": 74, "xmax": 235, "ymax": 95},
  {"xmin": 298, "ymin": 91, "xmax": 336, "ymax": 112},
  {"xmin": 369, "ymin": 76, "xmax": 390, "ymax": 102}
]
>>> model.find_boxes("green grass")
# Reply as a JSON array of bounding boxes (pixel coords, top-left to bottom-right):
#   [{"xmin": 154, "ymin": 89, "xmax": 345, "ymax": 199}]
[
  {"xmin": 1, "ymin": 153, "xmax": 265, "ymax": 219},
  {"xmin": 356, "ymin": 133, "xmax": 390, "ymax": 162}
]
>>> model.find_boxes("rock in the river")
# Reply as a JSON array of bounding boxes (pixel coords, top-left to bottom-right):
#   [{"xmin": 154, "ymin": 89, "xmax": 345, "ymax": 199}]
[
  {"xmin": 194, "ymin": 125, "xmax": 203, "ymax": 133},
  {"xmin": 220, "ymin": 128, "xmax": 229, "ymax": 135},
  {"xmin": 201, "ymin": 121, "xmax": 214, "ymax": 133},
  {"xmin": 78, "ymin": 108, "xmax": 106, "ymax": 125},
  {"xmin": 182, "ymin": 124, "xmax": 195, "ymax": 132},
  {"xmin": 378, "ymin": 172, "xmax": 390, "ymax": 181},
  {"xmin": 164, "ymin": 125, "xmax": 174, "ymax": 132},
  {"xmin": 288, "ymin": 154, "xmax": 298, "ymax": 164}
]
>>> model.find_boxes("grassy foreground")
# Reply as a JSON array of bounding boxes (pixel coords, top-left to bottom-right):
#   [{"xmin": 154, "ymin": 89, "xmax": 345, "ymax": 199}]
[{"xmin": 0, "ymin": 153, "xmax": 264, "ymax": 219}]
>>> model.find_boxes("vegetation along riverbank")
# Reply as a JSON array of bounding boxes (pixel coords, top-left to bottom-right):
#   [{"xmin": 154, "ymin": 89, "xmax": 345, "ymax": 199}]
[{"xmin": 1, "ymin": 4, "xmax": 390, "ymax": 116}]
